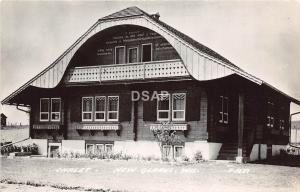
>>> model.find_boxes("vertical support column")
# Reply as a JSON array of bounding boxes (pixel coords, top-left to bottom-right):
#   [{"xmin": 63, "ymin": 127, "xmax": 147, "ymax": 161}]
[{"xmin": 236, "ymin": 93, "xmax": 245, "ymax": 163}]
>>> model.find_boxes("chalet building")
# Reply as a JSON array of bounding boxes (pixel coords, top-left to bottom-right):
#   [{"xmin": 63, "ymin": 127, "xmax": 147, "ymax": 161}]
[{"xmin": 2, "ymin": 7, "xmax": 300, "ymax": 161}]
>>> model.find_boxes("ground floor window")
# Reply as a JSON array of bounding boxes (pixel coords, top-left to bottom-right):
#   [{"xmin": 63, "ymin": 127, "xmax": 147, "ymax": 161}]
[
  {"xmin": 85, "ymin": 143, "xmax": 114, "ymax": 154},
  {"xmin": 267, "ymin": 116, "xmax": 275, "ymax": 128}
]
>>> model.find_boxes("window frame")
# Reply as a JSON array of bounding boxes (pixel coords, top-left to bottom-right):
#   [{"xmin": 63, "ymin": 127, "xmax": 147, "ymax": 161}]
[
  {"xmin": 162, "ymin": 145, "xmax": 172, "ymax": 159},
  {"xmin": 218, "ymin": 96, "xmax": 229, "ymax": 124},
  {"xmin": 105, "ymin": 144, "xmax": 114, "ymax": 153},
  {"xmin": 95, "ymin": 144, "xmax": 105, "ymax": 154},
  {"xmin": 173, "ymin": 145, "xmax": 184, "ymax": 158},
  {"xmin": 50, "ymin": 98, "xmax": 61, "ymax": 122},
  {"xmin": 107, "ymin": 96, "xmax": 119, "ymax": 122},
  {"xmin": 128, "ymin": 47, "xmax": 139, "ymax": 63},
  {"xmin": 85, "ymin": 144, "xmax": 95, "ymax": 154},
  {"xmin": 157, "ymin": 93, "xmax": 171, "ymax": 121},
  {"xmin": 94, "ymin": 96, "xmax": 106, "ymax": 122},
  {"xmin": 172, "ymin": 93, "xmax": 186, "ymax": 121},
  {"xmin": 82, "ymin": 97, "xmax": 94, "ymax": 122},
  {"xmin": 40, "ymin": 98, "xmax": 50, "ymax": 122},
  {"xmin": 115, "ymin": 46, "xmax": 126, "ymax": 64},
  {"xmin": 141, "ymin": 43, "xmax": 152, "ymax": 62},
  {"xmin": 266, "ymin": 101, "xmax": 275, "ymax": 129}
]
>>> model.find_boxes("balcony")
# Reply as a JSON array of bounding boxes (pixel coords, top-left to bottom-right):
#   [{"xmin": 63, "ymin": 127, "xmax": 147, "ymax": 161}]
[{"xmin": 65, "ymin": 59, "xmax": 189, "ymax": 83}]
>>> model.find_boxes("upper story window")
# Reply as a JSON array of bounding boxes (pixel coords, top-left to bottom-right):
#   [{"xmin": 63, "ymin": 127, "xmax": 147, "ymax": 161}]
[
  {"xmin": 218, "ymin": 96, "xmax": 229, "ymax": 124},
  {"xmin": 82, "ymin": 97, "xmax": 93, "ymax": 121},
  {"xmin": 157, "ymin": 93, "xmax": 170, "ymax": 121},
  {"xmin": 82, "ymin": 96, "xmax": 119, "ymax": 122},
  {"xmin": 267, "ymin": 101, "xmax": 275, "ymax": 128},
  {"xmin": 157, "ymin": 93, "xmax": 186, "ymax": 122},
  {"xmin": 40, "ymin": 98, "xmax": 50, "ymax": 121},
  {"xmin": 279, "ymin": 120, "xmax": 285, "ymax": 130},
  {"xmin": 142, "ymin": 43, "xmax": 152, "ymax": 62},
  {"xmin": 51, "ymin": 98, "xmax": 61, "ymax": 121},
  {"xmin": 115, "ymin": 46, "xmax": 125, "ymax": 64},
  {"xmin": 40, "ymin": 98, "xmax": 61, "ymax": 122},
  {"xmin": 128, "ymin": 47, "xmax": 138, "ymax": 63},
  {"xmin": 108, "ymin": 96, "xmax": 119, "ymax": 121}
]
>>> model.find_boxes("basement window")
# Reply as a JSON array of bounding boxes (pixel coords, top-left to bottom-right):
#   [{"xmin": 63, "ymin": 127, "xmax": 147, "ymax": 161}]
[
  {"xmin": 82, "ymin": 97, "xmax": 93, "ymax": 121},
  {"xmin": 218, "ymin": 96, "xmax": 229, "ymax": 124},
  {"xmin": 174, "ymin": 146, "xmax": 184, "ymax": 158},
  {"xmin": 40, "ymin": 98, "xmax": 50, "ymax": 121}
]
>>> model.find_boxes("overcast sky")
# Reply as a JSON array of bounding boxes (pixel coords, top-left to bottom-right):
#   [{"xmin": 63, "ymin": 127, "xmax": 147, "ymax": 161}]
[{"xmin": 1, "ymin": 0, "xmax": 300, "ymax": 124}]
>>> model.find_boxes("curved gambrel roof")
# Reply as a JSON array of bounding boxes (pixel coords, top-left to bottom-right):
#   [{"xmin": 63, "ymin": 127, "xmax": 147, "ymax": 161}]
[{"xmin": 2, "ymin": 6, "xmax": 299, "ymax": 105}]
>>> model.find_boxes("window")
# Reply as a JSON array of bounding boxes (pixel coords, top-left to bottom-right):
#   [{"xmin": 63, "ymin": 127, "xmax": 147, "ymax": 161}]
[
  {"xmin": 40, "ymin": 98, "xmax": 49, "ymax": 121},
  {"xmin": 82, "ymin": 97, "xmax": 93, "ymax": 121},
  {"xmin": 95, "ymin": 144, "xmax": 105, "ymax": 154},
  {"xmin": 128, "ymin": 47, "xmax": 138, "ymax": 63},
  {"xmin": 267, "ymin": 101, "xmax": 275, "ymax": 129},
  {"xmin": 105, "ymin": 144, "xmax": 113, "ymax": 153},
  {"xmin": 86, "ymin": 144, "xmax": 94, "ymax": 154},
  {"xmin": 142, "ymin": 44, "xmax": 152, "ymax": 62},
  {"xmin": 51, "ymin": 98, "xmax": 61, "ymax": 121},
  {"xmin": 172, "ymin": 93, "xmax": 186, "ymax": 121},
  {"xmin": 174, "ymin": 146, "xmax": 184, "ymax": 158},
  {"xmin": 95, "ymin": 96, "xmax": 106, "ymax": 121},
  {"xmin": 115, "ymin": 46, "xmax": 125, "ymax": 64},
  {"xmin": 157, "ymin": 94, "xmax": 170, "ymax": 121},
  {"xmin": 162, "ymin": 145, "xmax": 172, "ymax": 159},
  {"xmin": 218, "ymin": 96, "xmax": 229, "ymax": 124},
  {"xmin": 108, "ymin": 96, "xmax": 119, "ymax": 121}
]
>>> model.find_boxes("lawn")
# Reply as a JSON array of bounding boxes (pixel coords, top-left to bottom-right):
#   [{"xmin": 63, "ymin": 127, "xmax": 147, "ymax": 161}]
[{"xmin": 0, "ymin": 157, "xmax": 299, "ymax": 192}]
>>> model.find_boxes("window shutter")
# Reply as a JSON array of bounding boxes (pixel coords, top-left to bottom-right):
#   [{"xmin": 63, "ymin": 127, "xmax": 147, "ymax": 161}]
[
  {"xmin": 186, "ymin": 91, "xmax": 200, "ymax": 121},
  {"xmin": 143, "ymin": 99, "xmax": 157, "ymax": 121},
  {"xmin": 119, "ymin": 93, "xmax": 132, "ymax": 122},
  {"xmin": 70, "ymin": 96, "xmax": 82, "ymax": 122}
]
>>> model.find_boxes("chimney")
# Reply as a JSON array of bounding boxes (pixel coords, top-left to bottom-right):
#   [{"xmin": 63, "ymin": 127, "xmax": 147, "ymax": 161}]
[{"xmin": 151, "ymin": 12, "xmax": 160, "ymax": 20}]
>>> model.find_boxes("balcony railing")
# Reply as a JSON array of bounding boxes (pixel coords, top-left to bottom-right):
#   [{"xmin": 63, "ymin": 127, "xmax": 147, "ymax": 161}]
[{"xmin": 65, "ymin": 59, "xmax": 189, "ymax": 83}]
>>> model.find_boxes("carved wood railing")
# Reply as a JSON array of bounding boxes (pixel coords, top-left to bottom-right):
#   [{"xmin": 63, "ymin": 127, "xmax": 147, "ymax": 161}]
[{"xmin": 65, "ymin": 59, "xmax": 189, "ymax": 83}]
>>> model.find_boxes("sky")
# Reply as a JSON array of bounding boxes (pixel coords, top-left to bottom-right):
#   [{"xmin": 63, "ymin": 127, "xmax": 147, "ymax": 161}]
[{"xmin": 1, "ymin": 0, "xmax": 300, "ymax": 124}]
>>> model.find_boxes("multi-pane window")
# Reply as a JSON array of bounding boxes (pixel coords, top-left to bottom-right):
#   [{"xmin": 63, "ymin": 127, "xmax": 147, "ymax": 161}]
[
  {"xmin": 95, "ymin": 96, "xmax": 106, "ymax": 121},
  {"xmin": 86, "ymin": 144, "xmax": 113, "ymax": 154},
  {"xmin": 108, "ymin": 96, "xmax": 119, "ymax": 121},
  {"xmin": 115, "ymin": 46, "xmax": 125, "ymax": 64},
  {"xmin": 128, "ymin": 47, "xmax": 138, "ymax": 63},
  {"xmin": 174, "ymin": 146, "xmax": 183, "ymax": 158},
  {"xmin": 51, "ymin": 98, "xmax": 61, "ymax": 121},
  {"xmin": 218, "ymin": 96, "xmax": 229, "ymax": 124},
  {"xmin": 267, "ymin": 101, "xmax": 275, "ymax": 128},
  {"xmin": 172, "ymin": 93, "xmax": 186, "ymax": 121},
  {"xmin": 40, "ymin": 98, "xmax": 61, "ymax": 122},
  {"xmin": 142, "ymin": 44, "xmax": 152, "ymax": 62},
  {"xmin": 82, "ymin": 97, "xmax": 93, "ymax": 121},
  {"xmin": 40, "ymin": 98, "xmax": 50, "ymax": 121},
  {"xmin": 157, "ymin": 94, "xmax": 170, "ymax": 121}
]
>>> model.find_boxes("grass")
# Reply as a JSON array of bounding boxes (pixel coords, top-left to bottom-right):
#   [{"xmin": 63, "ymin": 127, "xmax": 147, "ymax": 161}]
[{"xmin": 0, "ymin": 157, "xmax": 299, "ymax": 192}]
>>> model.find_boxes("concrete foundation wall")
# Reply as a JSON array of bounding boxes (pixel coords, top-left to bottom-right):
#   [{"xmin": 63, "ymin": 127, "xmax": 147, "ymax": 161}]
[
  {"xmin": 185, "ymin": 141, "xmax": 222, "ymax": 160},
  {"xmin": 61, "ymin": 140, "xmax": 85, "ymax": 154},
  {"xmin": 31, "ymin": 139, "xmax": 48, "ymax": 156},
  {"xmin": 249, "ymin": 144, "xmax": 268, "ymax": 161},
  {"xmin": 272, "ymin": 145, "xmax": 287, "ymax": 156}
]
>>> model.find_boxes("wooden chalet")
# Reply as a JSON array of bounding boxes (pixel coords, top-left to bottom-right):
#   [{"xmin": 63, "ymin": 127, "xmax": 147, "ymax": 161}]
[{"xmin": 2, "ymin": 7, "xmax": 300, "ymax": 161}]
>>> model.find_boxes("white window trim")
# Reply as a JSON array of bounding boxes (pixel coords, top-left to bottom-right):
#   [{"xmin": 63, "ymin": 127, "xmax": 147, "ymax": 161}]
[
  {"xmin": 94, "ymin": 96, "xmax": 106, "ymax": 122},
  {"xmin": 219, "ymin": 96, "xmax": 229, "ymax": 124},
  {"xmin": 173, "ymin": 145, "xmax": 184, "ymax": 158},
  {"xmin": 267, "ymin": 116, "xmax": 275, "ymax": 128},
  {"xmin": 172, "ymin": 93, "xmax": 186, "ymax": 121},
  {"xmin": 82, "ymin": 97, "xmax": 93, "ymax": 122},
  {"xmin": 40, "ymin": 98, "xmax": 50, "ymax": 122},
  {"xmin": 157, "ymin": 93, "xmax": 171, "ymax": 121},
  {"xmin": 86, "ymin": 144, "xmax": 95, "ymax": 154},
  {"xmin": 95, "ymin": 144, "xmax": 105, "ymax": 154},
  {"xmin": 141, "ymin": 43, "xmax": 152, "ymax": 62},
  {"xmin": 51, "ymin": 98, "xmax": 61, "ymax": 122},
  {"xmin": 107, "ymin": 96, "xmax": 119, "ymax": 122},
  {"xmin": 162, "ymin": 145, "xmax": 172, "ymax": 158},
  {"xmin": 115, "ymin": 46, "xmax": 126, "ymax": 64},
  {"xmin": 105, "ymin": 144, "xmax": 114, "ymax": 153},
  {"xmin": 127, "ymin": 47, "xmax": 139, "ymax": 63},
  {"xmin": 48, "ymin": 142, "xmax": 62, "ymax": 158}
]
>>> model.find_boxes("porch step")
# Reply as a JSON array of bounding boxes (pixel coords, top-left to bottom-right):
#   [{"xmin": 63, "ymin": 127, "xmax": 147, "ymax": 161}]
[{"xmin": 217, "ymin": 143, "xmax": 248, "ymax": 160}]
